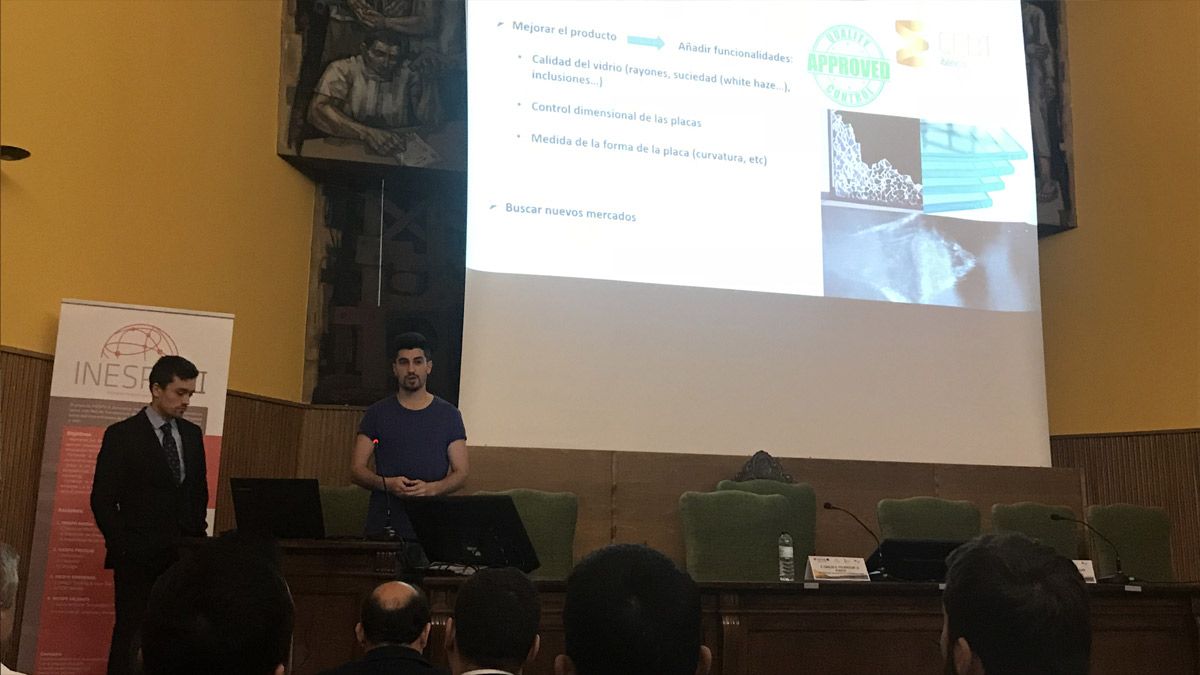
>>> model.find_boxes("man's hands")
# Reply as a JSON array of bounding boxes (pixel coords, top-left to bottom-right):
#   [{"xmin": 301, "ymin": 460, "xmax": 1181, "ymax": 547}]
[
  {"xmin": 361, "ymin": 127, "xmax": 406, "ymax": 156},
  {"xmin": 387, "ymin": 476, "xmax": 439, "ymax": 497}
]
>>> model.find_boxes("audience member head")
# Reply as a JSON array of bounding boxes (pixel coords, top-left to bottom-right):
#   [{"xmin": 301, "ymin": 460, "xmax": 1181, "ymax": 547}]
[
  {"xmin": 357, "ymin": 581, "xmax": 432, "ymax": 652},
  {"xmin": 141, "ymin": 540, "xmax": 294, "ymax": 675},
  {"xmin": 942, "ymin": 533, "xmax": 1090, "ymax": 675},
  {"xmin": 0, "ymin": 542, "xmax": 18, "ymax": 647},
  {"xmin": 446, "ymin": 567, "xmax": 540, "ymax": 675},
  {"xmin": 556, "ymin": 544, "xmax": 711, "ymax": 675}
]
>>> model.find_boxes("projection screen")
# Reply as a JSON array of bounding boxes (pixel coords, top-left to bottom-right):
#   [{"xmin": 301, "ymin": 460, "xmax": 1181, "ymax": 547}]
[{"xmin": 460, "ymin": 0, "xmax": 1049, "ymax": 466}]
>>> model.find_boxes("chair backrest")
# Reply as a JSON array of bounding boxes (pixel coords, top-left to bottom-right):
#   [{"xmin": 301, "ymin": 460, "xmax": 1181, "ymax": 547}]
[
  {"xmin": 477, "ymin": 489, "xmax": 578, "ymax": 579},
  {"xmin": 1086, "ymin": 503, "xmax": 1174, "ymax": 582},
  {"xmin": 679, "ymin": 490, "xmax": 792, "ymax": 582},
  {"xmin": 990, "ymin": 502, "xmax": 1081, "ymax": 559},
  {"xmin": 716, "ymin": 479, "xmax": 816, "ymax": 561},
  {"xmin": 877, "ymin": 496, "xmax": 980, "ymax": 542},
  {"xmin": 318, "ymin": 484, "xmax": 370, "ymax": 538}
]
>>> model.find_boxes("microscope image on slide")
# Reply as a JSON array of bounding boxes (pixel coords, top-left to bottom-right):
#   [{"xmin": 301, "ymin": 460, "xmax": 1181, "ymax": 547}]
[{"xmin": 821, "ymin": 110, "xmax": 1037, "ymax": 312}]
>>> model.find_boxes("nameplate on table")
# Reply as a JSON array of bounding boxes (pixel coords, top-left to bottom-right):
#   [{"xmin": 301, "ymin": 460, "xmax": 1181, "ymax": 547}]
[
  {"xmin": 804, "ymin": 556, "xmax": 870, "ymax": 582},
  {"xmin": 1072, "ymin": 559, "xmax": 1097, "ymax": 584}
]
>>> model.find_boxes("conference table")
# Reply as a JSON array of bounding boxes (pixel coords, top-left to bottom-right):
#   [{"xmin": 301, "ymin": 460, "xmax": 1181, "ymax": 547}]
[{"xmin": 280, "ymin": 540, "xmax": 1200, "ymax": 675}]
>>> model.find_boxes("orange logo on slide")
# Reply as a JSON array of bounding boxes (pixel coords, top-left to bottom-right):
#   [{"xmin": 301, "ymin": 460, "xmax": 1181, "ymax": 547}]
[{"xmin": 100, "ymin": 324, "xmax": 179, "ymax": 360}]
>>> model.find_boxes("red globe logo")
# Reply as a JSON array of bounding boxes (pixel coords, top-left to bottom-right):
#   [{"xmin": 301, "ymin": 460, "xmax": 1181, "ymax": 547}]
[{"xmin": 100, "ymin": 324, "xmax": 179, "ymax": 360}]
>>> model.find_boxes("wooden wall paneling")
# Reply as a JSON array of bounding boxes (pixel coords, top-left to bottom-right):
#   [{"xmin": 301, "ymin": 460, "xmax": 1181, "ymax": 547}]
[
  {"xmin": 0, "ymin": 348, "xmax": 54, "ymax": 662},
  {"xmin": 786, "ymin": 458, "xmax": 937, "ymax": 560},
  {"xmin": 295, "ymin": 405, "xmax": 362, "ymax": 484},
  {"xmin": 934, "ymin": 463, "xmax": 1087, "ymax": 534},
  {"xmin": 215, "ymin": 393, "xmax": 306, "ymax": 533},
  {"xmin": 1052, "ymin": 430, "xmax": 1200, "ymax": 582},
  {"xmin": 466, "ymin": 446, "xmax": 614, "ymax": 562},
  {"xmin": 611, "ymin": 451, "xmax": 751, "ymax": 568}
]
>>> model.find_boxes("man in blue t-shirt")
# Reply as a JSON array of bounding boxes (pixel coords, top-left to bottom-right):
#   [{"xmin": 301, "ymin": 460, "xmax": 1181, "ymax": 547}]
[{"xmin": 351, "ymin": 332, "xmax": 469, "ymax": 539}]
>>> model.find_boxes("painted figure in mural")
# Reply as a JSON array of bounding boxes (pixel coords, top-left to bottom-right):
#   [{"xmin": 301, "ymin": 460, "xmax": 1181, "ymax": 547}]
[
  {"xmin": 309, "ymin": 30, "xmax": 443, "ymax": 160},
  {"xmin": 1022, "ymin": 2, "xmax": 1061, "ymax": 204}
]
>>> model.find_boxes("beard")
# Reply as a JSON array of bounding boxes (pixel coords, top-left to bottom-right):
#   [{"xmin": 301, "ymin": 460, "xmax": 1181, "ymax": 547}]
[{"xmin": 400, "ymin": 375, "xmax": 423, "ymax": 392}]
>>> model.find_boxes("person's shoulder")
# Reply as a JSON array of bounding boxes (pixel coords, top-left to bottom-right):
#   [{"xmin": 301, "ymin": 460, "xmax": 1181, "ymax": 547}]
[
  {"xmin": 176, "ymin": 416, "xmax": 202, "ymax": 434},
  {"xmin": 430, "ymin": 396, "xmax": 462, "ymax": 414},
  {"xmin": 365, "ymin": 396, "xmax": 399, "ymax": 413},
  {"xmin": 106, "ymin": 410, "xmax": 148, "ymax": 434},
  {"xmin": 323, "ymin": 54, "xmax": 361, "ymax": 76}
]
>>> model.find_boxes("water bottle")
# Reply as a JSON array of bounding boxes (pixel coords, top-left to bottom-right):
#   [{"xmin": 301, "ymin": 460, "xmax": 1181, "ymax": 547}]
[{"xmin": 778, "ymin": 531, "xmax": 795, "ymax": 582}]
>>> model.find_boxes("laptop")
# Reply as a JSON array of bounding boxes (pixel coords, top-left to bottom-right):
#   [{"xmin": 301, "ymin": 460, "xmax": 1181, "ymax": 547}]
[
  {"xmin": 866, "ymin": 538, "xmax": 965, "ymax": 582},
  {"xmin": 230, "ymin": 477, "xmax": 325, "ymax": 539},
  {"xmin": 402, "ymin": 495, "xmax": 540, "ymax": 573}
]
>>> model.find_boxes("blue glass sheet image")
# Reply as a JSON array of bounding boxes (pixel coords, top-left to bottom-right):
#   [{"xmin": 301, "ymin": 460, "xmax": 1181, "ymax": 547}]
[{"xmin": 920, "ymin": 123, "xmax": 1028, "ymax": 214}]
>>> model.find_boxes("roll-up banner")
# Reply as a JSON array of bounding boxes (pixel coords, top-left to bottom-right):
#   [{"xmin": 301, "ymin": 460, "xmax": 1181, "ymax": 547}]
[{"xmin": 18, "ymin": 299, "xmax": 233, "ymax": 675}]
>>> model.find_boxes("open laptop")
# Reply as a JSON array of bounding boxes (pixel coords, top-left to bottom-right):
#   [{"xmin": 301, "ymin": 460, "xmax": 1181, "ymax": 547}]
[
  {"xmin": 402, "ymin": 495, "xmax": 540, "ymax": 574},
  {"xmin": 230, "ymin": 477, "xmax": 325, "ymax": 539},
  {"xmin": 866, "ymin": 538, "xmax": 965, "ymax": 582}
]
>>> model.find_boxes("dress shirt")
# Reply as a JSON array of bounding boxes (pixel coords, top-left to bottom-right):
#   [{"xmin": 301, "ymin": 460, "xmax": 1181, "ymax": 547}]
[{"xmin": 144, "ymin": 406, "xmax": 185, "ymax": 481}]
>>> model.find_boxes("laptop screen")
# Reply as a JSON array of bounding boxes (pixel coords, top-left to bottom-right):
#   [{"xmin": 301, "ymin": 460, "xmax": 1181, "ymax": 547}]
[
  {"xmin": 402, "ymin": 495, "xmax": 539, "ymax": 573},
  {"xmin": 230, "ymin": 477, "xmax": 325, "ymax": 540}
]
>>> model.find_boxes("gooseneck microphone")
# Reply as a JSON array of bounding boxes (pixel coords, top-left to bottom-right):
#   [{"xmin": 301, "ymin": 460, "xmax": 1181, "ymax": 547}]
[
  {"xmin": 823, "ymin": 501, "xmax": 887, "ymax": 579},
  {"xmin": 373, "ymin": 439, "xmax": 397, "ymax": 541},
  {"xmin": 1049, "ymin": 513, "xmax": 1133, "ymax": 584},
  {"xmin": 823, "ymin": 502, "xmax": 881, "ymax": 550}
]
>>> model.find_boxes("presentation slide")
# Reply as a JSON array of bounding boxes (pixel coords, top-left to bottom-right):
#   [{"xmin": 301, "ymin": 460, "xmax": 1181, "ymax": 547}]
[
  {"xmin": 468, "ymin": 0, "xmax": 1037, "ymax": 310},
  {"xmin": 462, "ymin": 0, "xmax": 1049, "ymax": 466}
]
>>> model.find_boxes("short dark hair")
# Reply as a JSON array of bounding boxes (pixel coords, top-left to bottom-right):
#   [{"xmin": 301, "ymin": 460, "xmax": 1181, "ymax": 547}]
[
  {"xmin": 141, "ymin": 541, "xmax": 294, "ymax": 675},
  {"xmin": 563, "ymin": 545, "xmax": 702, "ymax": 675},
  {"xmin": 392, "ymin": 332, "xmax": 432, "ymax": 361},
  {"xmin": 148, "ymin": 355, "xmax": 199, "ymax": 390},
  {"xmin": 454, "ymin": 567, "xmax": 540, "ymax": 672},
  {"xmin": 360, "ymin": 582, "xmax": 430, "ymax": 646},
  {"xmin": 364, "ymin": 29, "xmax": 406, "ymax": 50},
  {"xmin": 943, "ymin": 533, "xmax": 1090, "ymax": 675}
]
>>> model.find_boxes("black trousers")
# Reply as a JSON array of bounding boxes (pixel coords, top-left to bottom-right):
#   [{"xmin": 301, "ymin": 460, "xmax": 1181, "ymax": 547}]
[{"xmin": 107, "ymin": 559, "xmax": 171, "ymax": 675}]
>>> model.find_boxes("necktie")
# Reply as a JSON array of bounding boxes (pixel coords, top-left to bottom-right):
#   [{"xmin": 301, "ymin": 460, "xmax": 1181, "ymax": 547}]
[{"xmin": 160, "ymin": 422, "xmax": 182, "ymax": 485}]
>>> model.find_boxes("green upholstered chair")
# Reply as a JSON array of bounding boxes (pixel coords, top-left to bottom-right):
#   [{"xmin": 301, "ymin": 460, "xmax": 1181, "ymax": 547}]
[
  {"xmin": 1086, "ymin": 504, "xmax": 1174, "ymax": 582},
  {"xmin": 477, "ymin": 489, "xmax": 578, "ymax": 580},
  {"xmin": 990, "ymin": 502, "xmax": 1081, "ymax": 559},
  {"xmin": 679, "ymin": 490, "xmax": 792, "ymax": 582},
  {"xmin": 716, "ymin": 479, "xmax": 817, "ymax": 562},
  {"xmin": 319, "ymin": 484, "xmax": 370, "ymax": 538},
  {"xmin": 876, "ymin": 496, "xmax": 981, "ymax": 542}
]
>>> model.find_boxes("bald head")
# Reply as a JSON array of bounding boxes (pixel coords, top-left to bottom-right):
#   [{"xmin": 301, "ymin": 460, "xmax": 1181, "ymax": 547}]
[
  {"xmin": 374, "ymin": 581, "xmax": 419, "ymax": 609},
  {"xmin": 359, "ymin": 581, "xmax": 431, "ymax": 650}
]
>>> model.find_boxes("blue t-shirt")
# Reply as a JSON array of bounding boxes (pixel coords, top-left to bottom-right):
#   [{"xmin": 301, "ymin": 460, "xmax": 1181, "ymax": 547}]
[{"xmin": 358, "ymin": 395, "xmax": 466, "ymax": 537}]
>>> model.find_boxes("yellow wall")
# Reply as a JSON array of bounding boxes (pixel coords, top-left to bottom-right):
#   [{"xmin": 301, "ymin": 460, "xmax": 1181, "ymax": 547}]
[
  {"xmin": 3, "ymin": 1, "xmax": 1196, "ymax": 423},
  {"xmin": 0, "ymin": 0, "xmax": 314, "ymax": 400},
  {"xmin": 1040, "ymin": 0, "xmax": 1200, "ymax": 434}
]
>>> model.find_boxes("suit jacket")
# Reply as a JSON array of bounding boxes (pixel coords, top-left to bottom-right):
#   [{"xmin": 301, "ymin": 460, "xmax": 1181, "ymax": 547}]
[
  {"xmin": 90, "ymin": 408, "xmax": 208, "ymax": 570},
  {"xmin": 317, "ymin": 645, "xmax": 448, "ymax": 675}
]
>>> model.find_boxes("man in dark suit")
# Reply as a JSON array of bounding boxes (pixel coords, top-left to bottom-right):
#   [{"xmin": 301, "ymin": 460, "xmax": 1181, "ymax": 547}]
[
  {"xmin": 320, "ymin": 581, "xmax": 446, "ymax": 675},
  {"xmin": 90, "ymin": 355, "xmax": 208, "ymax": 675}
]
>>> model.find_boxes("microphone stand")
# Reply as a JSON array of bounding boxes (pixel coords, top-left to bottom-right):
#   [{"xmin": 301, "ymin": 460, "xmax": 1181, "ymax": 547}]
[
  {"xmin": 373, "ymin": 439, "xmax": 397, "ymax": 541},
  {"xmin": 373, "ymin": 439, "xmax": 423, "ymax": 579},
  {"xmin": 824, "ymin": 502, "xmax": 886, "ymax": 580},
  {"xmin": 1049, "ymin": 514, "xmax": 1134, "ymax": 584}
]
